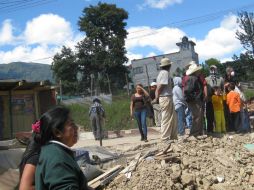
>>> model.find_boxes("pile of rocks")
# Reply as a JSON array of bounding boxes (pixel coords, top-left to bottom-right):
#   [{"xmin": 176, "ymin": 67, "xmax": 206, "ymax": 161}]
[{"xmin": 105, "ymin": 134, "xmax": 254, "ymax": 190}]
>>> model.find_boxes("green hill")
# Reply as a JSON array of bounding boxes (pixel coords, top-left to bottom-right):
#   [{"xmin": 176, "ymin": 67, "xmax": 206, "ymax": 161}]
[{"xmin": 0, "ymin": 62, "xmax": 53, "ymax": 82}]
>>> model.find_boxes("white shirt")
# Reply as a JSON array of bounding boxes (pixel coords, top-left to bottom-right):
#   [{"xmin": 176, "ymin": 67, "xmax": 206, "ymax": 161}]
[{"xmin": 157, "ymin": 70, "xmax": 172, "ymax": 96}]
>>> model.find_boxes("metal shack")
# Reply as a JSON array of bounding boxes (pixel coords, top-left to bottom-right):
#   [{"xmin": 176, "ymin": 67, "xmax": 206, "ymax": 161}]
[{"xmin": 0, "ymin": 80, "xmax": 57, "ymax": 140}]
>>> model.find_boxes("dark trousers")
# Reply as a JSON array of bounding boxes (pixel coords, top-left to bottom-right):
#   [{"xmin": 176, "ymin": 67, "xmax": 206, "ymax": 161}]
[
  {"xmin": 230, "ymin": 112, "xmax": 241, "ymax": 132},
  {"xmin": 206, "ymin": 101, "xmax": 214, "ymax": 133},
  {"xmin": 223, "ymin": 101, "xmax": 232, "ymax": 131},
  {"xmin": 90, "ymin": 114, "xmax": 103, "ymax": 140}
]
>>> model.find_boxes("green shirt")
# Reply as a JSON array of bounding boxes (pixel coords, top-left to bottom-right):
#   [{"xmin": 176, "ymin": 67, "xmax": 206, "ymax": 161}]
[{"xmin": 35, "ymin": 142, "xmax": 88, "ymax": 190}]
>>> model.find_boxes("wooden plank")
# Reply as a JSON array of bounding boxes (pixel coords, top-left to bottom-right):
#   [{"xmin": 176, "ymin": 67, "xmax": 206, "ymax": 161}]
[{"xmin": 88, "ymin": 165, "xmax": 122, "ymax": 187}]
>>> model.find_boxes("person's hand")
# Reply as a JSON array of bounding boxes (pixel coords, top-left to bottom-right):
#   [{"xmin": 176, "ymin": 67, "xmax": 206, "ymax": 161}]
[{"xmin": 151, "ymin": 98, "xmax": 158, "ymax": 104}]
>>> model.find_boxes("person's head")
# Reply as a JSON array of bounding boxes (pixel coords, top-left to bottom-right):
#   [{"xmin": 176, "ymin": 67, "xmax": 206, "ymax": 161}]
[
  {"xmin": 93, "ymin": 98, "xmax": 101, "ymax": 104},
  {"xmin": 226, "ymin": 66, "xmax": 234, "ymax": 76},
  {"xmin": 160, "ymin": 58, "xmax": 172, "ymax": 71},
  {"xmin": 39, "ymin": 106, "xmax": 78, "ymax": 147},
  {"xmin": 210, "ymin": 65, "xmax": 217, "ymax": 75},
  {"xmin": 213, "ymin": 86, "xmax": 221, "ymax": 95},
  {"xmin": 228, "ymin": 82, "xmax": 235, "ymax": 91},
  {"xmin": 150, "ymin": 82, "xmax": 157, "ymax": 90},
  {"xmin": 135, "ymin": 84, "xmax": 144, "ymax": 94},
  {"xmin": 19, "ymin": 106, "xmax": 78, "ymax": 176}
]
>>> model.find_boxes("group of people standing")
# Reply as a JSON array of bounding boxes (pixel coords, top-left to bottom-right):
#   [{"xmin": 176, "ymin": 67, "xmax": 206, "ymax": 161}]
[{"xmin": 130, "ymin": 57, "xmax": 251, "ymax": 142}]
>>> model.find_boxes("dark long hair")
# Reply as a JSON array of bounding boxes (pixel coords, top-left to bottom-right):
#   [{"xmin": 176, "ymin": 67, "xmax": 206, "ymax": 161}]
[{"xmin": 19, "ymin": 106, "xmax": 70, "ymax": 177}]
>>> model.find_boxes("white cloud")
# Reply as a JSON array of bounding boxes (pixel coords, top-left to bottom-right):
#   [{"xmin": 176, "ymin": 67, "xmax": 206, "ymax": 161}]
[
  {"xmin": 220, "ymin": 57, "xmax": 233, "ymax": 63},
  {"xmin": 146, "ymin": 52, "xmax": 157, "ymax": 57},
  {"xmin": 125, "ymin": 52, "xmax": 143, "ymax": 65},
  {"xmin": 0, "ymin": 14, "xmax": 83, "ymax": 64},
  {"xmin": 0, "ymin": 45, "xmax": 55, "ymax": 64},
  {"xmin": 195, "ymin": 14, "xmax": 242, "ymax": 61},
  {"xmin": 139, "ymin": 0, "xmax": 182, "ymax": 9},
  {"xmin": 24, "ymin": 14, "xmax": 73, "ymax": 45},
  {"xmin": 0, "ymin": 20, "xmax": 14, "ymax": 45},
  {"xmin": 126, "ymin": 26, "xmax": 185, "ymax": 54}
]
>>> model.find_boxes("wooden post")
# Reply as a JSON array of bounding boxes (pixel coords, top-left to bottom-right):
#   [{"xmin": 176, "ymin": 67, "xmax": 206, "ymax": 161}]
[
  {"xmin": 125, "ymin": 73, "xmax": 130, "ymax": 96},
  {"xmin": 106, "ymin": 74, "xmax": 112, "ymax": 95}
]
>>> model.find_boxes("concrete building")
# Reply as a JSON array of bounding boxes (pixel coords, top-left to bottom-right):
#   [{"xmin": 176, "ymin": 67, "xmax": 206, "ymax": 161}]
[{"xmin": 131, "ymin": 36, "xmax": 199, "ymax": 87}]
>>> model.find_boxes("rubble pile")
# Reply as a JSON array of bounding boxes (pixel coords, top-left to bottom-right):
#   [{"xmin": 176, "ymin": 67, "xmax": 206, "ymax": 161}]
[{"xmin": 105, "ymin": 134, "xmax": 254, "ymax": 190}]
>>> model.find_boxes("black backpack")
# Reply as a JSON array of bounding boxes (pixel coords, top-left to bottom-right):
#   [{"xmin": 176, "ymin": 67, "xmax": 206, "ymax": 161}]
[{"xmin": 184, "ymin": 75, "xmax": 199, "ymax": 102}]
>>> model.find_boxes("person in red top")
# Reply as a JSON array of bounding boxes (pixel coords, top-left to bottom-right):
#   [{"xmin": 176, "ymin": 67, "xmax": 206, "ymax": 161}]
[{"xmin": 226, "ymin": 82, "xmax": 241, "ymax": 132}]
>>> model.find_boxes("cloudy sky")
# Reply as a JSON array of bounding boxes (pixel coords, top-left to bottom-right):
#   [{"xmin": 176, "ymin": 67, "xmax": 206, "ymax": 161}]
[{"xmin": 0, "ymin": 0, "xmax": 253, "ymax": 64}]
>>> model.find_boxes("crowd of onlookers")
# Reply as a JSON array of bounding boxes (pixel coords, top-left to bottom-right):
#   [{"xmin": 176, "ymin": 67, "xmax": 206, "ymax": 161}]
[{"xmin": 130, "ymin": 58, "xmax": 253, "ymax": 142}]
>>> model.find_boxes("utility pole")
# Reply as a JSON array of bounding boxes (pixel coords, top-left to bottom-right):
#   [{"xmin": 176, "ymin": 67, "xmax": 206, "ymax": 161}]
[{"xmin": 125, "ymin": 73, "xmax": 130, "ymax": 96}]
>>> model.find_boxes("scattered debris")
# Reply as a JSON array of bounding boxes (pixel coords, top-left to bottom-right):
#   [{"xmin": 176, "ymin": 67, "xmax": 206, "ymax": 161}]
[{"xmin": 104, "ymin": 133, "xmax": 254, "ymax": 190}]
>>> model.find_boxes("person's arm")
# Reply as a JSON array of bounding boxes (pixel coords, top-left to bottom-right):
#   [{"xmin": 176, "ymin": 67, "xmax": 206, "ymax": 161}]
[
  {"xmin": 236, "ymin": 94, "xmax": 241, "ymax": 108},
  {"xmin": 130, "ymin": 96, "xmax": 134, "ymax": 118},
  {"xmin": 100, "ymin": 106, "xmax": 106, "ymax": 118},
  {"xmin": 19, "ymin": 164, "xmax": 36, "ymax": 190},
  {"xmin": 88, "ymin": 106, "xmax": 92, "ymax": 117},
  {"xmin": 153, "ymin": 84, "xmax": 163, "ymax": 103},
  {"xmin": 139, "ymin": 86, "xmax": 149, "ymax": 97}
]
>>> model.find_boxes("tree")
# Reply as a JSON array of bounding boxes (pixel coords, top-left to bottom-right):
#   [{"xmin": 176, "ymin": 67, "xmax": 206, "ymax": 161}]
[
  {"xmin": 229, "ymin": 52, "xmax": 254, "ymax": 81},
  {"xmin": 51, "ymin": 46, "xmax": 79, "ymax": 94},
  {"xmin": 236, "ymin": 11, "xmax": 254, "ymax": 55},
  {"xmin": 205, "ymin": 58, "xmax": 221, "ymax": 67},
  {"xmin": 77, "ymin": 2, "xmax": 129, "ymax": 92}
]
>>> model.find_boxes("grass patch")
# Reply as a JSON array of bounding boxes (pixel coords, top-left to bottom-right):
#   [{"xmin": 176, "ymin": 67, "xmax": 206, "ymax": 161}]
[
  {"xmin": 244, "ymin": 89, "xmax": 254, "ymax": 100},
  {"xmin": 67, "ymin": 95, "xmax": 137, "ymax": 131}
]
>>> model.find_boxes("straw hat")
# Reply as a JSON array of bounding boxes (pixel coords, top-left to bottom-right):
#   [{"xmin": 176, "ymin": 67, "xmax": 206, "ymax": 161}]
[
  {"xmin": 185, "ymin": 61, "xmax": 197, "ymax": 69},
  {"xmin": 186, "ymin": 63, "xmax": 202, "ymax": 76},
  {"xmin": 210, "ymin": 65, "xmax": 217, "ymax": 69},
  {"xmin": 150, "ymin": 82, "xmax": 157, "ymax": 86},
  {"xmin": 159, "ymin": 58, "xmax": 172, "ymax": 67}
]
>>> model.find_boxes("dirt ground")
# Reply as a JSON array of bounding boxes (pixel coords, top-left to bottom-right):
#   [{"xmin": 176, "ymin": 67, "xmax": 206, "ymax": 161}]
[{"xmin": 101, "ymin": 132, "xmax": 254, "ymax": 190}]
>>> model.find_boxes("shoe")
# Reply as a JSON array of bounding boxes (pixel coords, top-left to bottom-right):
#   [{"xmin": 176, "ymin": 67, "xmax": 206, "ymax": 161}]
[
  {"xmin": 144, "ymin": 137, "xmax": 148, "ymax": 142},
  {"xmin": 141, "ymin": 136, "xmax": 144, "ymax": 141}
]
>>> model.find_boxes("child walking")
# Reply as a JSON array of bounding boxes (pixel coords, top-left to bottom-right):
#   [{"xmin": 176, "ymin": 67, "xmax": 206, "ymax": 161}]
[{"xmin": 212, "ymin": 86, "xmax": 226, "ymax": 133}]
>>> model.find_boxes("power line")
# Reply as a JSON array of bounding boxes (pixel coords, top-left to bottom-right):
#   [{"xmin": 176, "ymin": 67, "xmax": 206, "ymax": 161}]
[
  {"xmin": 127, "ymin": 3, "xmax": 254, "ymax": 40},
  {"xmin": 0, "ymin": 0, "xmax": 57, "ymax": 15},
  {"xmin": 0, "ymin": 0, "xmax": 35, "ymax": 8}
]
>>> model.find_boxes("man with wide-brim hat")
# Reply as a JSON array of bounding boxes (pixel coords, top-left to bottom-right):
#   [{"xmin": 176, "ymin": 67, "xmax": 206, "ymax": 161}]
[
  {"xmin": 152, "ymin": 57, "xmax": 177, "ymax": 141},
  {"xmin": 186, "ymin": 63, "xmax": 202, "ymax": 76},
  {"xmin": 183, "ymin": 61, "xmax": 206, "ymax": 136},
  {"xmin": 159, "ymin": 57, "xmax": 172, "ymax": 67}
]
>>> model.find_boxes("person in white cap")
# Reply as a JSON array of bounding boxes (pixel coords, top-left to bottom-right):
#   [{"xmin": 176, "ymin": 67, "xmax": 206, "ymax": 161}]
[
  {"xmin": 150, "ymin": 82, "xmax": 161, "ymax": 128},
  {"xmin": 152, "ymin": 57, "xmax": 177, "ymax": 141}
]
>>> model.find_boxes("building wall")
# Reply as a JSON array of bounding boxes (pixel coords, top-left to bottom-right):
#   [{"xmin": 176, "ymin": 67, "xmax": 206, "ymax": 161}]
[
  {"xmin": 0, "ymin": 89, "xmax": 56, "ymax": 140},
  {"xmin": 131, "ymin": 37, "xmax": 199, "ymax": 87}
]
